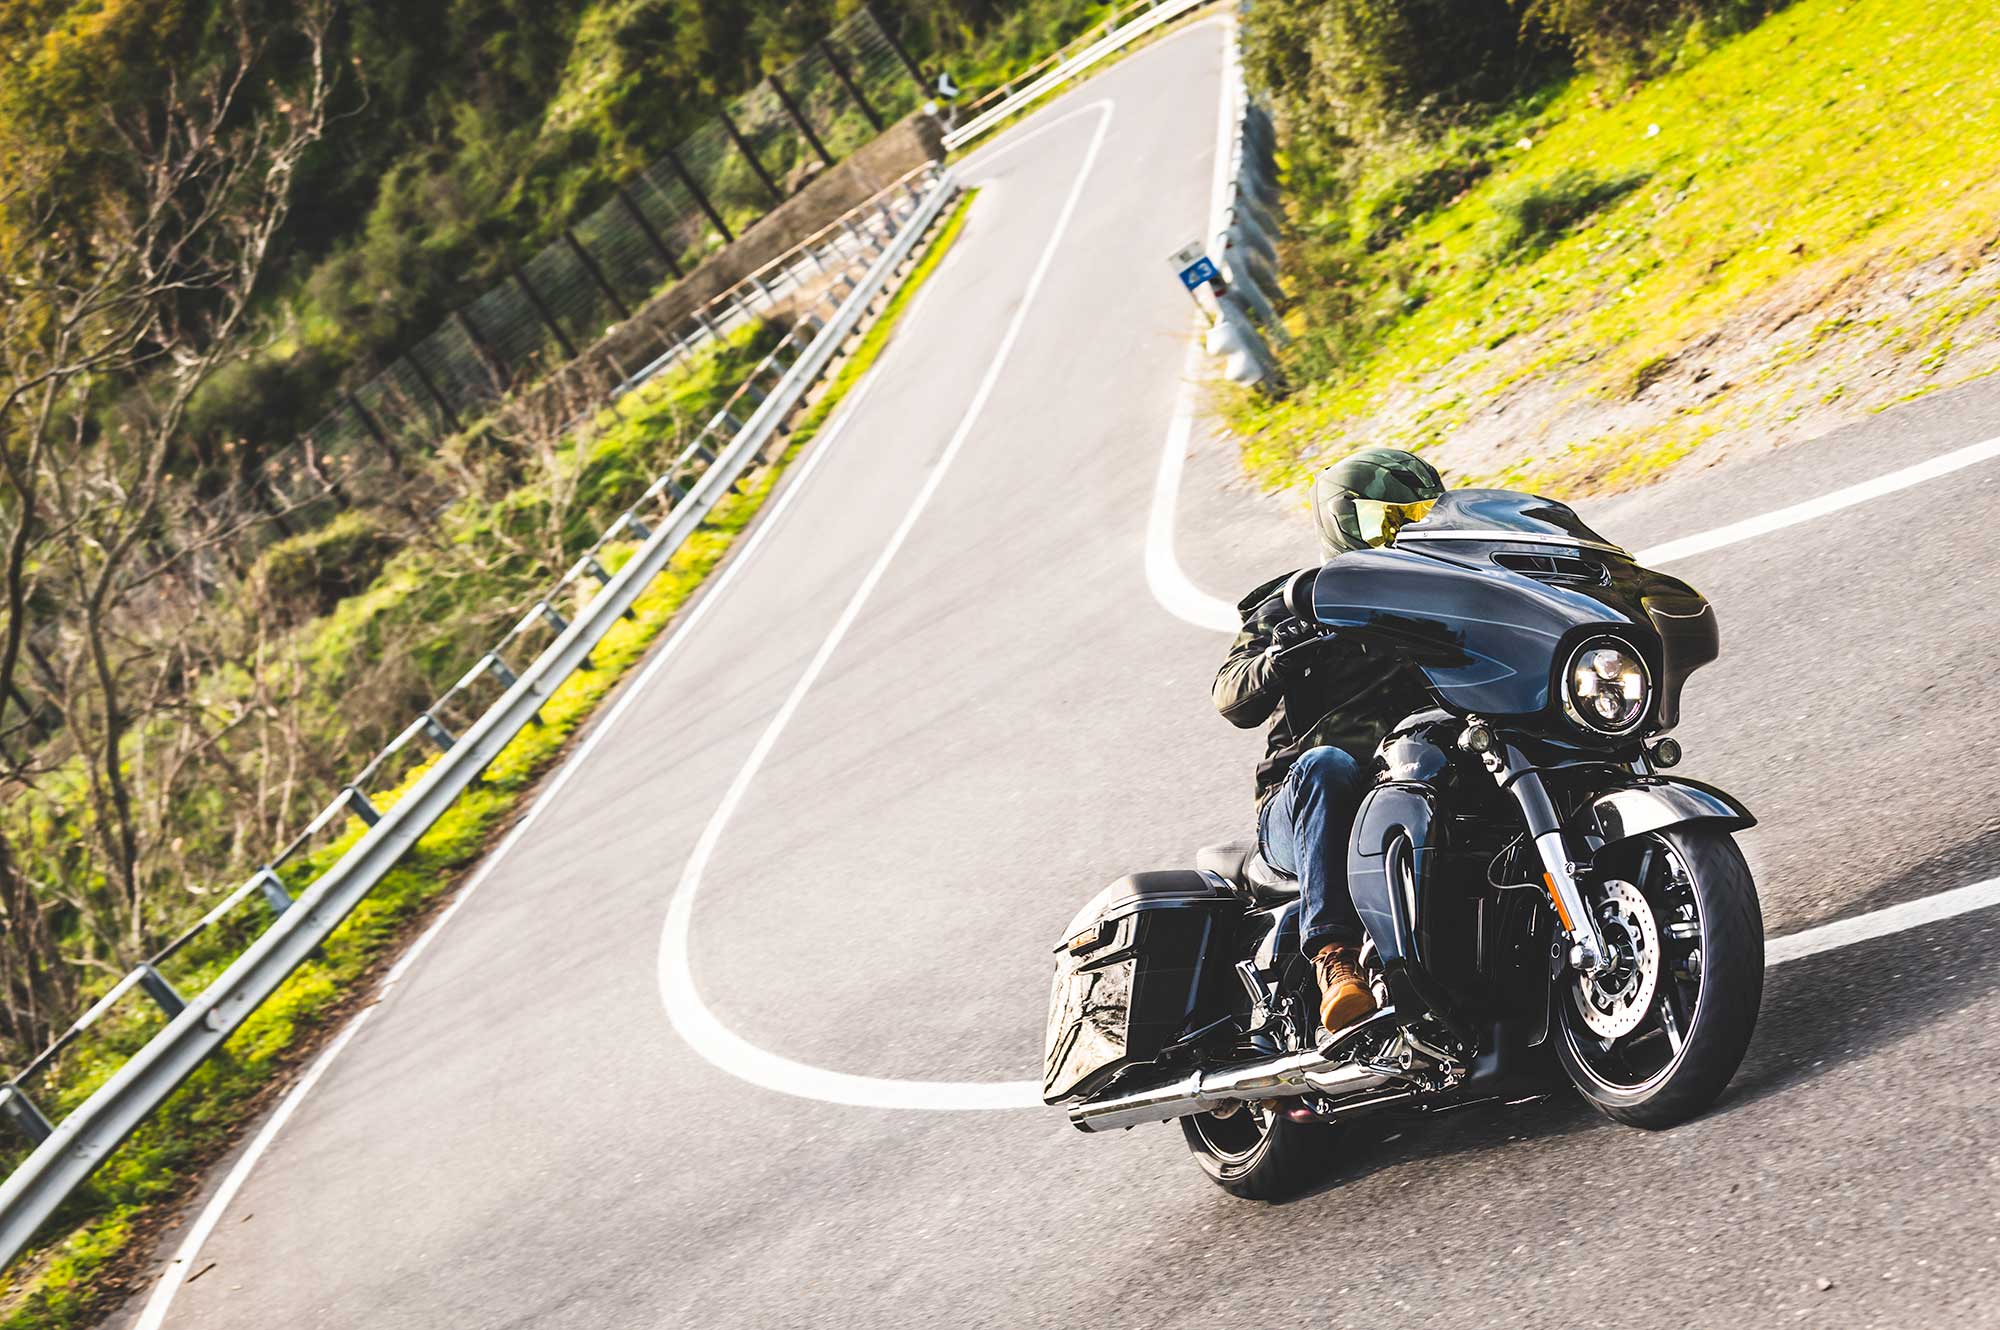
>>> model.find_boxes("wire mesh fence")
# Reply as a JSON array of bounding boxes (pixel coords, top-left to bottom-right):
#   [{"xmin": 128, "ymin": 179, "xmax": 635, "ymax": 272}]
[{"xmin": 233, "ymin": 6, "xmax": 926, "ymax": 575}]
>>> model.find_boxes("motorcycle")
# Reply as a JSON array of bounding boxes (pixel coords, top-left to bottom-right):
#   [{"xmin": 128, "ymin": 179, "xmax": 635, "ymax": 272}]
[{"xmin": 1043, "ymin": 488, "xmax": 1763, "ymax": 1199}]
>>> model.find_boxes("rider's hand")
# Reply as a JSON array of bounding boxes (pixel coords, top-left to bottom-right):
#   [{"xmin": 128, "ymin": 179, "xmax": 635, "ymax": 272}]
[{"xmin": 1264, "ymin": 617, "xmax": 1333, "ymax": 677}]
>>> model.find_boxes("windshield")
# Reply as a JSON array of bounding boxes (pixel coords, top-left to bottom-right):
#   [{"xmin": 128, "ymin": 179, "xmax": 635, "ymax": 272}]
[{"xmin": 1394, "ymin": 489, "xmax": 1624, "ymax": 552}]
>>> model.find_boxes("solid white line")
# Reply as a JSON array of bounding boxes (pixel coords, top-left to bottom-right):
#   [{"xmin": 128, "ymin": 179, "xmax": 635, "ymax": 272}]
[
  {"xmin": 1766, "ymin": 874, "xmax": 2000, "ymax": 967},
  {"xmin": 1149, "ymin": 364, "xmax": 1243, "ymax": 633},
  {"xmin": 130, "ymin": 225, "xmax": 967, "ymax": 1330},
  {"xmin": 1636, "ymin": 434, "xmax": 2000, "ymax": 566},
  {"xmin": 133, "ymin": 1014, "xmax": 365, "ymax": 1329},
  {"xmin": 1145, "ymin": 17, "xmax": 1246, "ymax": 635},
  {"xmin": 655, "ymin": 101, "xmax": 1117, "ymax": 1113}
]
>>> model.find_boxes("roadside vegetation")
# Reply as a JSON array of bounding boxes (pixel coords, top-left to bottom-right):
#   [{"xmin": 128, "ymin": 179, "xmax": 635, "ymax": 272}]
[
  {"xmin": 1235, "ymin": 0, "xmax": 2000, "ymax": 497},
  {"xmin": 0, "ymin": 176, "xmax": 977, "ymax": 1327}
]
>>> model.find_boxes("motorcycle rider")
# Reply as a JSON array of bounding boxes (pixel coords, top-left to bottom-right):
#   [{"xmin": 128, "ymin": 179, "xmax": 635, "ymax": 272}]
[{"xmin": 1213, "ymin": 447, "xmax": 1445, "ymax": 1038}]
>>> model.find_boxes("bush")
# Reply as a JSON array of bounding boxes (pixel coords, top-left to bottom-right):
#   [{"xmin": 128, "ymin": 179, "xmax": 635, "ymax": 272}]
[
  {"xmin": 250, "ymin": 510, "xmax": 402, "ymax": 622},
  {"xmin": 1522, "ymin": 0, "xmax": 1785, "ymax": 75},
  {"xmin": 1244, "ymin": 0, "xmax": 1533, "ymax": 155}
]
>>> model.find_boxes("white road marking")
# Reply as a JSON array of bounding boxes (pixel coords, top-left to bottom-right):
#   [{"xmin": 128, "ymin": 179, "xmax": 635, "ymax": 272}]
[
  {"xmin": 1146, "ymin": 13, "xmax": 1250, "ymax": 635},
  {"xmin": 656, "ymin": 101, "xmax": 1116, "ymax": 1112},
  {"xmin": 1149, "ymin": 365, "xmax": 1243, "ymax": 633},
  {"xmin": 1636, "ymin": 434, "xmax": 2000, "ymax": 565},
  {"xmin": 1766, "ymin": 874, "xmax": 2000, "ymax": 967}
]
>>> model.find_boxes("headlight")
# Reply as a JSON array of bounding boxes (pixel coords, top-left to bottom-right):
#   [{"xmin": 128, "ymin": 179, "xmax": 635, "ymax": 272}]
[{"xmin": 1562, "ymin": 638, "xmax": 1652, "ymax": 735}]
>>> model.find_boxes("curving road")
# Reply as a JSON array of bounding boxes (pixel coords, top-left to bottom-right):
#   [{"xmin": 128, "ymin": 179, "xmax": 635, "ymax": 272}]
[{"xmin": 125, "ymin": 20, "xmax": 2000, "ymax": 1329}]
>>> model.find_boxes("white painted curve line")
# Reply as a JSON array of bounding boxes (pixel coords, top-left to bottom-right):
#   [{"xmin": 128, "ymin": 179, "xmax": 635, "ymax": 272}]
[
  {"xmin": 1635, "ymin": 433, "xmax": 2000, "ymax": 565},
  {"xmin": 132, "ymin": 225, "xmax": 969, "ymax": 1330},
  {"xmin": 1150, "ymin": 361, "xmax": 1243, "ymax": 633},
  {"xmin": 1766, "ymin": 874, "xmax": 2000, "ymax": 967},
  {"xmin": 1144, "ymin": 16, "xmax": 1247, "ymax": 636},
  {"xmin": 656, "ymin": 102, "xmax": 1116, "ymax": 1113}
]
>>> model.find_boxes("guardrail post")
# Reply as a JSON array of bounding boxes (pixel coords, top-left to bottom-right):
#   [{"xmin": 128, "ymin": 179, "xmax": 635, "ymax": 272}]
[
  {"xmin": 252, "ymin": 866, "xmax": 292, "ymax": 915},
  {"xmin": 535, "ymin": 601, "xmax": 592, "ymax": 669},
  {"xmin": 578, "ymin": 556, "xmax": 638, "ymax": 621},
  {"xmin": 0, "ymin": 1084, "xmax": 53, "ymax": 1147},
  {"xmin": 420, "ymin": 711, "xmax": 457, "ymax": 751},
  {"xmin": 341, "ymin": 785, "xmax": 382, "ymax": 828},
  {"xmin": 482, "ymin": 653, "xmax": 520, "ymax": 690},
  {"xmin": 134, "ymin": 965, "xmax": 186, "ymax": 1020}
]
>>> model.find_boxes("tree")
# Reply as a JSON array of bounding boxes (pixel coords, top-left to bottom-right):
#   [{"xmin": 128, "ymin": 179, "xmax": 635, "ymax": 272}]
[{"xmin": 0, "ymin": 0, "xmax": 337, "ymax": 1056}]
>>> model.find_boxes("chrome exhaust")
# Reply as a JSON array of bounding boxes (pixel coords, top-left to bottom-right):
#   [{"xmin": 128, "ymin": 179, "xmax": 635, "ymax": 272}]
[{"xmin": 1067, "ymin": 1048, "xmax": 1408, "ymax": 1134}]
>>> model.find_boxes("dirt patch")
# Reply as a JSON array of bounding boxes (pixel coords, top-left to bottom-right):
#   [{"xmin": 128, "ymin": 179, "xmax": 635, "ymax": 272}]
[{"xmin": 1372, "ymin": 235, "xmax": 2000, "ymax": 497}]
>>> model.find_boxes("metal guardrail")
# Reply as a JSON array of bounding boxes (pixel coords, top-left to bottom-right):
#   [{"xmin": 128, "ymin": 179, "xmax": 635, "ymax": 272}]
[
  {"xmin": 1198, "ymin": 8, "xmax": 1286, "ymax": 388},
  {"xmin": 941, "ymin": 0, "xmax": 1215, "ymax": 151},
  {"xmin": 0, "ymin": 166, "xmax": 961, "ymax": 1273},
  {"xmin": 951, "ymin": 0, "xmax": 1158, "ymax": 120}
]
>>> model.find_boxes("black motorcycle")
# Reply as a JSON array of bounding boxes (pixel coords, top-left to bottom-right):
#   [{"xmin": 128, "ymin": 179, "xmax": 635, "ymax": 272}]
[{"xmin": 1043, "ymin": 489, "xmax": 1762, "ymax": 1198}]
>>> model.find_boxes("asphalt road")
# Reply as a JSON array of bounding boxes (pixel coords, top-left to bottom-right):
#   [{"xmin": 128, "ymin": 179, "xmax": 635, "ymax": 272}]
[{"xmin": 127, "ymin": 19, "xmax": 2000, "ymax": 1330}]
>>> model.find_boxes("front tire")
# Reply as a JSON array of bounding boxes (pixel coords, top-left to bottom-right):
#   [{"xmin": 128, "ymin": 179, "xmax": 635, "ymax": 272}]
[
  {"xmin": 1180, "ymin": 1103, "xmax": 1342, "ymax": 1200},
  {"xmin": 1555, "ymin": 828, "xmax": 1763, "ymax": 1129}
]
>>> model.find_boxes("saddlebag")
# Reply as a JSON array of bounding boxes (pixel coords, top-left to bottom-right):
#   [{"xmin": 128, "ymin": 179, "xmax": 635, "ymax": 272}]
[{"xmin": 1042, "ymin": 871, "xmax": 1236, "ymax": 1105}]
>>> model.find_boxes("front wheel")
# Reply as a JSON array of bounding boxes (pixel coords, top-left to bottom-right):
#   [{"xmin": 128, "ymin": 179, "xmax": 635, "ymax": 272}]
[
  {"xmin": 1555, "ymin": 828, "xmax": 1763, "ymax": 1129},
  {"xmin": 1180, "ymin": 1102, "xmax": 1343, "ymax": 1200}
]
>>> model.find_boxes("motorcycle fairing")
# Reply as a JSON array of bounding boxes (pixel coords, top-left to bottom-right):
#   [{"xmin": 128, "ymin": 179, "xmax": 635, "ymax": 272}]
[
  {"xmin": 1573, "ymin": 777, "xmax": 1756, "ymax": 850},
  {"xmin": 1346, "ymin": 783, "xmax": 1477, "ymax": 1047},
  {"xmin": 1308, "ymin": 490, "xmax": 1718, "ymax": 728}
]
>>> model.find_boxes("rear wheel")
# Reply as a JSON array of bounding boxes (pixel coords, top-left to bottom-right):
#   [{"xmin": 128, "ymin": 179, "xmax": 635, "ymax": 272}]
[
  {"xmin": 1555, "ymin": 828, "xmax": 1763, "ymax": 1128},
  {"xmin": 1180, "ymin": 1102, "xmax": 1342, "ymax": 1200}
]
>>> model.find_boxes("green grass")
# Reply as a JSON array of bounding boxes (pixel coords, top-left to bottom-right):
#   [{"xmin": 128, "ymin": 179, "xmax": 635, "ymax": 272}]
[
  {"xmin": 1237, "ymin": 0, "xmax": 2000, "ymax": 498},
  {"xmin": 0, "ymin": 193, "xmax": 976, "ymax": 1330}
]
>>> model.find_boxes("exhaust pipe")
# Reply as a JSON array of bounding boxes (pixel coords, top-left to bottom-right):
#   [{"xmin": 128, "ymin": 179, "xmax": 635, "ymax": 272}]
[{"xmin": 1067, "ymin": 1048, "xmax": 1408, "ymax": 1133}]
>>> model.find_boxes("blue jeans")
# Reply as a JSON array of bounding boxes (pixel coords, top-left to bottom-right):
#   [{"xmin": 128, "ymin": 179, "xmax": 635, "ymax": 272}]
[{"xmin": 1258, "ymin": 746, "xmax": 1372, "ymax": 956}]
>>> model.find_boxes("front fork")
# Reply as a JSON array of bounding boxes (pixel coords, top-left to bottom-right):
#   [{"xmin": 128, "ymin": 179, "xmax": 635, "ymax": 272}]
[{"xmin": 1481, "ymin": 740, "xmax": 1614, "ymax": 975}]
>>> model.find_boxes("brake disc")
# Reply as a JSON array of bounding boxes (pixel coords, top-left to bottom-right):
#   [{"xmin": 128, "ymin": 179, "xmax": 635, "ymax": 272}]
[{"xmin": 1571, "ymin": 878, "xmax": 1661, "ymax": 1040}]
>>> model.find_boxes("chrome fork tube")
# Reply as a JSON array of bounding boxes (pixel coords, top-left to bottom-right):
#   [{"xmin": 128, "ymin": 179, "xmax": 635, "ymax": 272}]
[{"xmin": 1492, "ymin": 748, "xmax": 1610, "ymax": 973}]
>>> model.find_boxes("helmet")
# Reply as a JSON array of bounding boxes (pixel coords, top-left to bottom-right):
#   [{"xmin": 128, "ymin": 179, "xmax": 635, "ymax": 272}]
[{"xmin": 1311, "ymin": 448, "xmax": 1445, "ymax": 557}]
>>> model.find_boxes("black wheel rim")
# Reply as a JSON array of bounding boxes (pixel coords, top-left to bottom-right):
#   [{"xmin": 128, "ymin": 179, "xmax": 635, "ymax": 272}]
[
  {"xmin": 1560, "ymin": 834, "xmax": 1705, "ymax": 1094},
  {"xmin": 1190, "ymin": 1104, "xmax": 1272, "ymax": 1164}
]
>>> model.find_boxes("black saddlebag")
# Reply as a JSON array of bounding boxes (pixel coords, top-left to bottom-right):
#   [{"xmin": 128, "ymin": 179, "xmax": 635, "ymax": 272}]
[{"xmin": 1042, "ymin": 870, "xmax": 1237, "ymax": 1104}]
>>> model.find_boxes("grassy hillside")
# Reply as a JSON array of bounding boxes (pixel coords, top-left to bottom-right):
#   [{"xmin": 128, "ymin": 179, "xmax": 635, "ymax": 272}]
[{"xmin": 1236, "ymin": 0, "xmax": 2000, "ymax": 497}]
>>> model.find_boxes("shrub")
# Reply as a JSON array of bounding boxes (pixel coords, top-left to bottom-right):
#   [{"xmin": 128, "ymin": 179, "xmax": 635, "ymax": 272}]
[
  {"xmin": 1244, "ymin": 0, "xmax": 1534, "ymax": 154},
  {"xmin": 1522, "ymin": 0, "xmax": 1786, "ymax": 75},
  {"xmin": 249, "ymin": 510, "xmax": 402, "ymax": 622}
]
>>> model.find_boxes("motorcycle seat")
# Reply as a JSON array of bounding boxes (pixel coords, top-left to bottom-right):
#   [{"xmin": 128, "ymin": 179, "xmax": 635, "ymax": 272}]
[{"xmin": 1195, "ymin": 840, "xmax": 1300, "ymax": 907}]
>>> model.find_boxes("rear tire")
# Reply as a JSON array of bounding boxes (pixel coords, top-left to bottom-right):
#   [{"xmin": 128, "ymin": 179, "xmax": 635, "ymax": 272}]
[
  {"xmin": 1180, "ymin": 1105, "xmax": 1342, "ymax": 1200},
  {"xmin": 1555, "ymin": 828, "xmax": 1763, "ymax": 1129}
]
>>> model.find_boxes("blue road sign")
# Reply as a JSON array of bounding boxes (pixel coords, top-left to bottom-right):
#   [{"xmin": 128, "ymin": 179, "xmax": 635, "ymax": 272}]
[{"xmin": 1177, "ymin": 255, "xmax": 1219, "ymax": 291}]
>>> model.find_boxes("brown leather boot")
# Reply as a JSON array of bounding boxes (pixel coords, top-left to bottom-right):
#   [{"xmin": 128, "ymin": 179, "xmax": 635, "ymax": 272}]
[{"xmin": 1312, "ymin": 943, "xmax": 1376, "ymax": 1036}]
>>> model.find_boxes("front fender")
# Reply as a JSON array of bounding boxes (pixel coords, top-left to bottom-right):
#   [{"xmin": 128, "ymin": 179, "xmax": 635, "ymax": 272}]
[{"xmin": 1574, "ymin": 777, "xmax": 1755, "ymax": 850}]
